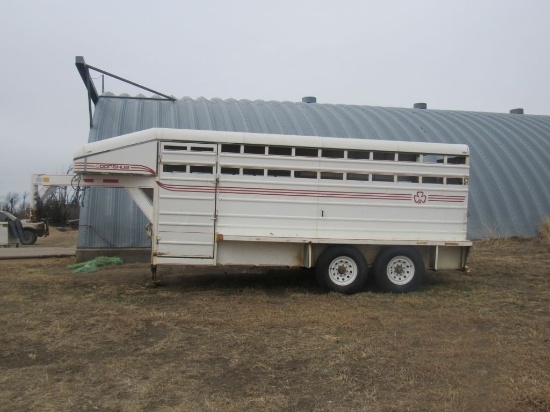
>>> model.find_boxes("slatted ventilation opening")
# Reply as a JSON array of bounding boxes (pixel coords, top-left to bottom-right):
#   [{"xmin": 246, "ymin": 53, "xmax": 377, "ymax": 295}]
[
  {"xmin": 164, "ymin": 145, "xmax": 188, "ymax": 151},
  {"xmin": 423, "ymin": 154, "xmax": 445, "ymax": 164},
  {"xmin": 348, "ymin": 150, "xmax": 371, "ymax": 160},
  {"xmin": 163, "ymin": 164, "xmax": 187, "ymax": 173},
  {"xmin": 447, "ymin": 156, "xmax": 467, "ymax": 165},
  {"xmin": 221, "ymin": 143, "xmax": 466, "ymax": 163},
  {"xmin": 221, "ymin": 144, "xmax": 241, "ymax": 153},
  {"xmin": 321, "ymin": 149, "xmax": 345, "ymax": 159},
  {"xmin": 243, "ymin": 145, "xmax": 265, "ymax": 155},
  {"xmin": 295, "ymin": 148, "xmax": 318, "ymax": 157},
  {"xmin": 268, "ymin": 146, "xmax": 292, "ymax": 156},
  {"xmin": 398, "ymin": 153, "xmax": 419, "ymax": 162},
  {"xmin": 214, "ymin": 143, "xmax": 469, "ymax": 185},
  {"xmin": 320, "ymin": 172, "xmax": 343, "ymax": 180},
  {"xmin": 398, "ymin": 176, "xmax": 419, "ymax": 183},
  {"xmin": 294, "ymin": 171, "xmax": 317, "ymax": 179},
  {"xmin": 243, "ymin": 168, "xmax": 264, "ymax": 176},
  {"xmin": 267, "ymin": 169, "xmax": 291, "ymax": 177},
  {"xmin": 163, "ymin": 165, "xmax": 214, "ymax": 174},
  {"xmin": 221, "ymin": 167, "xmax": 239, "ymax": 175},
  {"xmin": 190, "ymin": 146, "xmax": 214, "ymax": 152},
  {"xmin": 164, "ymin": 145, "xmax": 215, "ymax": 152},
  {"xmin": 372, "ymin": 174, "xmax": 394, "ymax": 182},
  {"xmin": 447, "ymin": 178, "xmax": 465, "ymax": 185},
  {"xmin": 422, "ymin": 177, "xmax": 444, "ymax": 184},
  {"xmin": 347, "ymin": 173, "xmax": 370, "ymax": 182},
  {"xmin": 373, "ymin": 152, "xmax": 395, "ymax": 161},
  {"xmin": 189, "ymin": 165, "xmax": 214, "ymax": 174}
]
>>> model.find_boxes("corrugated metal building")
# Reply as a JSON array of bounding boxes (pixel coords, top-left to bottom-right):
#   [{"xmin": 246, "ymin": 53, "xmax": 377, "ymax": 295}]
[{"xmin": 78, "ymin": 95, "xmax": 550, "ymax": 249}]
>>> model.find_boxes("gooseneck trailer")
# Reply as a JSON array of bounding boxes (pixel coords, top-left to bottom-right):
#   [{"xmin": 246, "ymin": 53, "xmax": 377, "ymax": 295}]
[{"xmin": 37, "ymin": 128, "xmax": 472, "ymax": 293}]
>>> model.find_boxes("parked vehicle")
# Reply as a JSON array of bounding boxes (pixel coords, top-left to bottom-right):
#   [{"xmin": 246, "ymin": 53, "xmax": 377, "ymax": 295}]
[
  {"xmin": 37, "ymin": 128, "xmax": 472, "ymax": 293},
  {"xmin": 0, "ymin": 210, "xmax": 49, "ymax": 245}
]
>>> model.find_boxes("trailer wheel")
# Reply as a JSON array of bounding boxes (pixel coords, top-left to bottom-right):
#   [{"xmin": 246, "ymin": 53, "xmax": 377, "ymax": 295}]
[
  {"xmin": 374, "ymin": 247, "xmax": 424, "ymax": 293},
  {"xmin": 20, "ymin": 229, "xmax": 37, "ymax": 245},
  {"xmin": 316, "ymin": 246, "xmax": 368, "ymax": 294}
]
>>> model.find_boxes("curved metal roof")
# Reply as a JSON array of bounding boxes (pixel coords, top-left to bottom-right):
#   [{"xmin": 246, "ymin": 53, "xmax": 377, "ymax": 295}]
[{"xmin": 78, "ymin": 95, "xmax": 550, "ymax": 248}]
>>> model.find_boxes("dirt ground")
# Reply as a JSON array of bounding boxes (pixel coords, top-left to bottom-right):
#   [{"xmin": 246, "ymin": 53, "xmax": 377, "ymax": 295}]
[{"xmin": 1, "ymin": 231, "xmax": 549, "ymax": 411}]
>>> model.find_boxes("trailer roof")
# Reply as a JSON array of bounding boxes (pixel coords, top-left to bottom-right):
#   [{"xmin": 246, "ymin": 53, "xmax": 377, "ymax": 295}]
[{"xmin": 75, "ymin": 128, "xmax": 469, "ymax": 160}]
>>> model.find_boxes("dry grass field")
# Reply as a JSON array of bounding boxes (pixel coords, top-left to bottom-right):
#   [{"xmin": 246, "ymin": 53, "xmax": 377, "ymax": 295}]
[{"xmin": 1, "ymin": 230, "xmax": 549, "ymax": 411}]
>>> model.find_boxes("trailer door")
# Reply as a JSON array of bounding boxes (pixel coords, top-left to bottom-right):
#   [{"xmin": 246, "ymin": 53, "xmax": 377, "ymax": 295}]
[{"xmin": 155, "ymin": 142, "xmax": 217, "ymax": 259}]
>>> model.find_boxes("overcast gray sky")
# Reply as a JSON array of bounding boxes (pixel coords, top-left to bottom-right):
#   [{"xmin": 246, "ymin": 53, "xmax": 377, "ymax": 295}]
[{"xmin": 1, "ymin": 0, "xmax": 548, "ymax": 200}]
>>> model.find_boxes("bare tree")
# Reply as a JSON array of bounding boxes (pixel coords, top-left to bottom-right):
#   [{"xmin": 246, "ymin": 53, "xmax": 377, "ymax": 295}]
[
  {"xmin": 18, "ymin": 191, "xmax": 29, "ymax": 217},
  {"xmin": 34, "ymin": 166, "xmax": 80, "ymax": 226},
  {"xmin": 4, "ymin": 192, "xmax": 20, "ymax": 215}
]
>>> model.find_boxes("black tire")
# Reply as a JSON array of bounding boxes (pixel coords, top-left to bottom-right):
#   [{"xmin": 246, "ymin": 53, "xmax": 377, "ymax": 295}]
[
  {"xmin": 20, "ymin": 230, "xmax": 37, "ymax": 245},
  {"xmin": 316, "ymin": 246, "xmax": 368, "ymax": 294},
  {"xmin": 374, "ymin": 247, "xmax": 424, "ymax": 293}
]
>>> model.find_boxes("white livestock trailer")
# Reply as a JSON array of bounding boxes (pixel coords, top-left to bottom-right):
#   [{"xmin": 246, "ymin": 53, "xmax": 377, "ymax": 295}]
[{"xmin": 39, "ymin": 128, "xmax": 472, "ymax": 293}]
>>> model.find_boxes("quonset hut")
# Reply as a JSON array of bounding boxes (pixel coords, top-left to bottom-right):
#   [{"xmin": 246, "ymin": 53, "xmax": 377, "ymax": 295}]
[{"xmin": 75, "ymin": 59, "xmax": 550, "ymax": 258}]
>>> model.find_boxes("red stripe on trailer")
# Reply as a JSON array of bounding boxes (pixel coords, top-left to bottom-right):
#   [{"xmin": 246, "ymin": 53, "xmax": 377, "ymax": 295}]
[
  {"xmin": 83, "ymin": 178, "xmax": 95, "ymax": 183},
  {"xmin": 156, "ymin": 182, "xmax": 413, "ymax": 201},
  {"xmin": 103, "ymin": 179, "xmax": 119, "ymax": 184}
]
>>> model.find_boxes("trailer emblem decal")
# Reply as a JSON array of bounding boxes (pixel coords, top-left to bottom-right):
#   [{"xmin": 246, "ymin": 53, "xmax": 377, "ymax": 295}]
[
  {"xmin": 74, "ymin": 162, "xmax": 155, "ymax": 175},
  {"xmin": 414, "ymin": 191, "xmax": 427, "ymax": 204}
]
